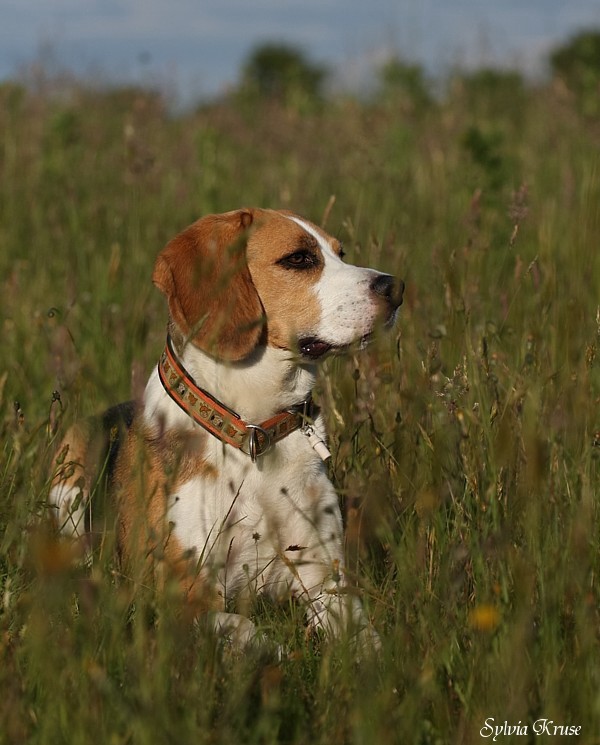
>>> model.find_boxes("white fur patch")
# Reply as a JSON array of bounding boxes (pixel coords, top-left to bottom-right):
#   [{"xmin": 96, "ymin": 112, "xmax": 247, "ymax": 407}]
[{"xmin": 286, "ymin": 215, "xmax": 388, "ymax": 347}]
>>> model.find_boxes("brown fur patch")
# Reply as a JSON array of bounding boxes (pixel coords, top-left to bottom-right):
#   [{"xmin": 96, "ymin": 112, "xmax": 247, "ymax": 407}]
[
  {"xmin": 114, "ymin": 422, "xmax": 223, "ymax": 612},
  {"xmin": 51, "ymin": 404, "xmax": 136, "ymax": 535},
  {"xmin": 153, "ymin": 209, "xmax": 264, "ymax": 362},
  {"xmin": 245, "ymin": 210, "xmax": 325, "ymax": 350}
]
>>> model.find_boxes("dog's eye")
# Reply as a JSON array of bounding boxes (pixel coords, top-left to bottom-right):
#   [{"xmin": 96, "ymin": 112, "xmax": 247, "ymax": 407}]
[{"xmin": 278, "ymin": 251, "xmax": 318, "ymax": 270}]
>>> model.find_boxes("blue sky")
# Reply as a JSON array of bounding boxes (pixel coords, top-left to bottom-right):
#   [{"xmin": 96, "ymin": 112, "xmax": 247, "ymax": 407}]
[{"xmin": 2, "ymin": 0, "xmax": 600, "ymax": 102}]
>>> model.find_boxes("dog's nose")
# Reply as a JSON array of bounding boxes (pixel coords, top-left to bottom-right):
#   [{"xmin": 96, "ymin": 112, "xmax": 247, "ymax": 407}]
[{"xmin": 370, "ymin": 274, "xmax": 404, "ymax": 307}]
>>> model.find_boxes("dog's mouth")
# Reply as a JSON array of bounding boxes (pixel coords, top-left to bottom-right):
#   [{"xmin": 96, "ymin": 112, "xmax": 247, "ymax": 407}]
[
  {"xmin": 298, "ymin": 334, "xmax": 374, "ymax": 360},
  {"xmin": 298, "ymin": 337, "xmax": 334, "ymax": 360}
]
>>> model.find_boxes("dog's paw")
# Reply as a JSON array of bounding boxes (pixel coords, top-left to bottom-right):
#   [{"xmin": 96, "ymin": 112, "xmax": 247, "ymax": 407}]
[
  {"xmin": 305, "ymin": 592, "xmax": 382, "ymax": 658},
  {"xmin": 207, "ymin": 611, "xmax": 282, "ymax": 659},
  {"xmin": 352, "ymin": 623, "xmax": 382, "ymax": 658}
]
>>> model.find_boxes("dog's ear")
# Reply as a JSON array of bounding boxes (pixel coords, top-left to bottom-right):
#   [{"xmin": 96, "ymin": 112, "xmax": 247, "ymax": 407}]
[{"xmin": 152, "ymin": 209, "xmax": 264, "ymax": 361}]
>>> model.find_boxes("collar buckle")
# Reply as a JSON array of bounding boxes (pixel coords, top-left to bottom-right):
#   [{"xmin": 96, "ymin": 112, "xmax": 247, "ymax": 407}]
[{"xmin": 242, "ymin": 424, "xmax": 272, "ymax": 462}]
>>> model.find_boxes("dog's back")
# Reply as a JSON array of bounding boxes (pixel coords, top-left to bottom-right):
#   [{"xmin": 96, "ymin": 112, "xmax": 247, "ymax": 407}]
[{"xmin": 50, "ymin": 401, "xmax": 136, "ymax": 550}]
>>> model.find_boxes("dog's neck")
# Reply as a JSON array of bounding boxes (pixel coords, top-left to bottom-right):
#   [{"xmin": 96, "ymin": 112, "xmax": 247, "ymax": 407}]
[
  {"xmin": 180, "ymin": 341, "xmax": 316, "ymax": 421},
  {"xmin": 143, "ymin": 336, "xmax": 317, "ymax": 434}
]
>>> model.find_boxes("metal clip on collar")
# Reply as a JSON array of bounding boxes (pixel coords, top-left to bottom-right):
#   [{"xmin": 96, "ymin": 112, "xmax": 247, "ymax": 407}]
[
  {"xmin": 299, "ymin": 396, "xmax": 313, "ymax": 432},
  {"xmin": 245, "ymin": 424, "xmax": 271, "ymax": 463}
]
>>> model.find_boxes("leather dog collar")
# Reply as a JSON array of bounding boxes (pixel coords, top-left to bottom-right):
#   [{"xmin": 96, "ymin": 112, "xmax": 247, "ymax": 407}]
[{"xmin": 158, "ymin": 336, "xmax": 317, "ymax": 461}]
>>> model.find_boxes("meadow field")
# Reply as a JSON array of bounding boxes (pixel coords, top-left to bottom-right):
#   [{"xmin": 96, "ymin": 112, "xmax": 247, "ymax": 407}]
[{"xmin": 0, "ymin": 62, "xmax": 599, "ymax": 744}]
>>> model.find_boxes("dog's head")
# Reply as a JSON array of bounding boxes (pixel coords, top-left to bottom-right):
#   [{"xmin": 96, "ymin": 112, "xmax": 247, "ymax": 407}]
[{"xmin": 153, "ymin": 208, "xmax": 404, "ymax": 362}]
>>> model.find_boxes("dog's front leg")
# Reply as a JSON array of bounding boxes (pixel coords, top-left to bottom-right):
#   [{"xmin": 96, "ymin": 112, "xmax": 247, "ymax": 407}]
[
  {"xmin": 206, "ymin": 611, "xmax": 260, "ymax": 648},
  {"xmin": 198, "ymin": 610, "xmax": 281, "ymax": 659},
  {"xmin": 281, "ymin": 530, "xmax": 381, "ymax": 652},
  {"xmin": 296, "ymin": 563, "xmax": 381, "ymax": 652}
]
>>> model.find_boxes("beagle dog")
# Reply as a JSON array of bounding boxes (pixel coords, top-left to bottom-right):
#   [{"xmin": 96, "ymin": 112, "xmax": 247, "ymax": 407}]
[{"xmin": 50, "ymin": 208, "xmax": 403, "ymax": 650}]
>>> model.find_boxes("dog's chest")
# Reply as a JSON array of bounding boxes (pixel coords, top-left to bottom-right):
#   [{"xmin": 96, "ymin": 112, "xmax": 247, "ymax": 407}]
[{"xmin": 166, "ymin": 430, "xmax": 340, "ymax": 595}]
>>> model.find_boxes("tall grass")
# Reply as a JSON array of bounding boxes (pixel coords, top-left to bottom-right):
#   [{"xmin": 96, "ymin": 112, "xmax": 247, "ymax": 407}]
[{"xmin": 0, "ymin": 74, "xmax": 599, "ymax": 744}]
